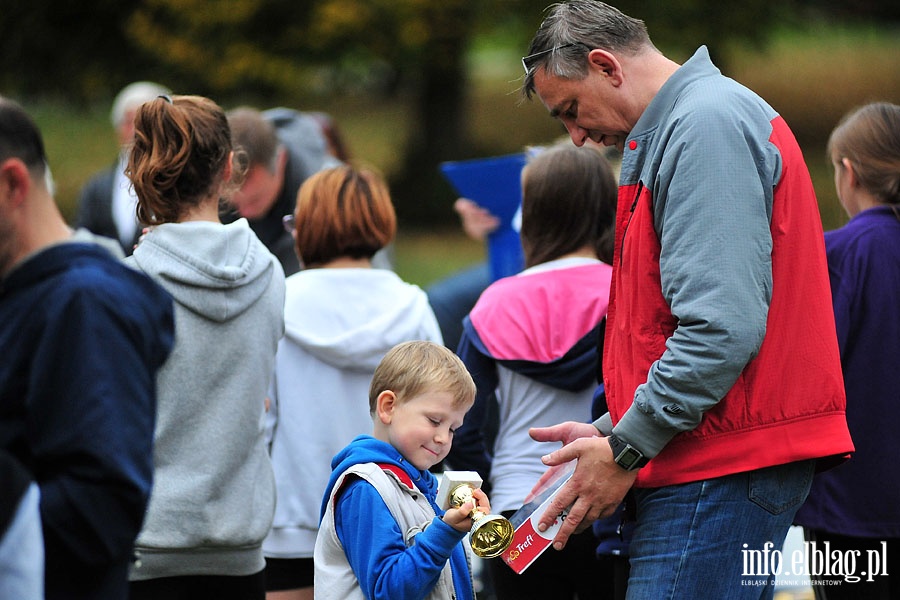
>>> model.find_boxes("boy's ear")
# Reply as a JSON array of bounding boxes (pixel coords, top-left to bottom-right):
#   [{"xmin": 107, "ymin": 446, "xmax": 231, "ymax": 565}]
[{"xmin": 375, "ymin": 390, "xmax": 397, "ymax": 425}]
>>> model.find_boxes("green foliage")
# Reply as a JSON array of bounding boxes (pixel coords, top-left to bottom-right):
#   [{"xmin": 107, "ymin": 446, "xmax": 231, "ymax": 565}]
[
  {"xmin": 124, "ymin": 0, "xmax": 310, "ymax": 97},
  {"xmin": 116, "ymin": 0, "xmax": 477, "ymax": 99},
  {"xmin": 616, "ymin": 0, "xmax": 793, "ymax": 62}
]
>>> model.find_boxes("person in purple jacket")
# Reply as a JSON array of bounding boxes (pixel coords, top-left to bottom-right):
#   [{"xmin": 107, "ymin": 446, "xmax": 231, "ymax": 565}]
[{"xmin": 794, "ymin": 102, "xmax": 900, "ymax": 599}]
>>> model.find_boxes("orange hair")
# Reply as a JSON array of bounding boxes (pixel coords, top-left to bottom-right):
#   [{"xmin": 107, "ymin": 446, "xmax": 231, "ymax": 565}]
[{"xmin": 292, "ymin": 165, "xmax": 397, "ymax": 268}]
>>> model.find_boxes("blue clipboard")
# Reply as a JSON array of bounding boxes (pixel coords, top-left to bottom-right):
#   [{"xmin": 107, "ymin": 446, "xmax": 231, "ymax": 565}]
[{"xmin": 439, "ymin": 154, "xmax": 526, "ymax": 281}]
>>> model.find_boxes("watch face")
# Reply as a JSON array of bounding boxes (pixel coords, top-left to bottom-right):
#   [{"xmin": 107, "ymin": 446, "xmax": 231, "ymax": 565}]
[
  {"xmin": 619, "ymin": 446, "xmax": 643, "ymax": 469},
  {"xmin": 610, "ymin": 434, "xmax": 647, "ymax": 470}
]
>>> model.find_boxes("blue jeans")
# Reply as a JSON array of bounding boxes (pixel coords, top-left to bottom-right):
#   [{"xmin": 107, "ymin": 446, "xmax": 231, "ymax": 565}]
[{"xmin": 627, "ymin": 460, "xmax": 815, "ymax": 600}]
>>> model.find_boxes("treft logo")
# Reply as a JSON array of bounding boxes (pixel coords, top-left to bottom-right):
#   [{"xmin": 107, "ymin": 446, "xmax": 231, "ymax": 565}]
[{"xmin": 514, "ymin": 534, "xmax": 535, "ymax": 552}]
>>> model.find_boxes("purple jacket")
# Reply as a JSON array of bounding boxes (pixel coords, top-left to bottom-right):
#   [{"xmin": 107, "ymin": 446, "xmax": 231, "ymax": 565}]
[{"xmin": 794, "ymin": 206, "xmax": 900, "ymax": 537}]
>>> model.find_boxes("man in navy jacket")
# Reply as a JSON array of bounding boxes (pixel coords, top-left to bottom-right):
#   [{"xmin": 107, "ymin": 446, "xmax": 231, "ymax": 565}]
[{"xmin": 0, "ymin": 96, "xmax": 175, "ymax": 599}]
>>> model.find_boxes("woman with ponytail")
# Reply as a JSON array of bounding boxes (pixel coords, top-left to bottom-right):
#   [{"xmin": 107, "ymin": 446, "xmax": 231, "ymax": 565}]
[{"xmin": 125, "ymin": 94, "xmax": 285, "ymax": 600}]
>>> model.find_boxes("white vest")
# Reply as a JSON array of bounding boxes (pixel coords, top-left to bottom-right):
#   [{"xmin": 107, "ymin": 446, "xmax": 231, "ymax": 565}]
[{"xmin": 314, "ymin": 462, "xmax": 459, "ymax": 600}]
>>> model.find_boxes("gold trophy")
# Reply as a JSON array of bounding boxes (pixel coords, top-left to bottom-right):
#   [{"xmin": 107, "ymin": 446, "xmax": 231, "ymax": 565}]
[{"xmin": 437, "ymin": 471, "xmax": 515, "ymax": 559}]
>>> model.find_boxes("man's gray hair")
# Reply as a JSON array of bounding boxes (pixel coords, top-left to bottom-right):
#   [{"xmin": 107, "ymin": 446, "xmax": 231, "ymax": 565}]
[
  {"xmin": 227, "ymin": 107, "xmax": 281, "ymax": 172},
  {"xmin": 110, "ymin": 81, "xmax": 171, "ymax": 128},
  {"xmin": 522, "ymin": 1, "xmax": 653, "ymax": 99}
]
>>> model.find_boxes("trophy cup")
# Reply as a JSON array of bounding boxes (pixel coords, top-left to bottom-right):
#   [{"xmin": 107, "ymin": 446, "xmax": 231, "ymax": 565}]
[{"xmin": 437, "ymin": 471, "xmax": 514, "ymax": 559}]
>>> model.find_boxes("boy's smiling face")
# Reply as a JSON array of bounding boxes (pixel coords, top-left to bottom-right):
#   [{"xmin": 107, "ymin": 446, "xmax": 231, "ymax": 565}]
[{"xmin": 375, "ymin": 389, "xmax": 471, "ymax": 471}]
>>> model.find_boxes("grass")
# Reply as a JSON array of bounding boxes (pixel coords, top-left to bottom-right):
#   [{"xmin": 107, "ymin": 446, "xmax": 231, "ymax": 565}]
[
  {"xmin": 26, "ymin": 21, "xmax": 900, "ymax": 287},
  {"xmin": 393, "ymin": 228, "xmax": 486, "ymax": 288},
  {"xmin": 33, "ymin": 103, "xmax": 119, "ymax": 223}
]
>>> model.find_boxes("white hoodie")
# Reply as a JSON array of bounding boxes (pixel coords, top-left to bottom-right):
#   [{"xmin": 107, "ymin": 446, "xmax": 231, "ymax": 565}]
[
  {"xmin": 126, "ymin": 219, "xmax": 285, "ymax": 580},
  {"xmin": 263, "ymin": 267, "xmax": 442, "ymax": 558}
]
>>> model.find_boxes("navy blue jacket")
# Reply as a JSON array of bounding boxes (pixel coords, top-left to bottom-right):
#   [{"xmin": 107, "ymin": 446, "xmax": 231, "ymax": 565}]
[{"xmin": 0, "ymin": 242, "xmax": 174, "ymax": 599}]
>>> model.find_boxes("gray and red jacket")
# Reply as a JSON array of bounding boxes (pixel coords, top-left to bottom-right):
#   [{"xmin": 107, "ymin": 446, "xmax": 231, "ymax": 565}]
[{"xmin": 598, "ymin": 46, "xmax": 853, "ymax": 488}]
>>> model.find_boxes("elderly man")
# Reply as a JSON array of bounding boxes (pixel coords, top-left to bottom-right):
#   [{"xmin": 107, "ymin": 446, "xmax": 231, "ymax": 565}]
[{"xmin": 75, "ymin": 81, "xmax": 171, "ymax": 255}]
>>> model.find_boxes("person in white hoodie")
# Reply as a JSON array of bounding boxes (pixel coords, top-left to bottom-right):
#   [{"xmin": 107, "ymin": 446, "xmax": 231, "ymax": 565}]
[
  {"xmin": 125, "ymin": 94, "xmax": 285, "ymax": 600},
  {"xmin": 263, "ymin": 165, "xmax": 441, "ymax": 600}
]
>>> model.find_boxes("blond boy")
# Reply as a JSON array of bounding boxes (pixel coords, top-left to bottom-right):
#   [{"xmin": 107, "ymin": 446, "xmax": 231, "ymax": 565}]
[{"xmin": 314, "ymin": 341, "xmax": 488, "ymax": 600}]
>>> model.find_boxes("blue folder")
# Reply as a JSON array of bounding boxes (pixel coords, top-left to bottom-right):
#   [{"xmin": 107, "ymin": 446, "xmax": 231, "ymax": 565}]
[{"xmin": 439, "ymin": 153, "xmax": 527, "ymax": 281}]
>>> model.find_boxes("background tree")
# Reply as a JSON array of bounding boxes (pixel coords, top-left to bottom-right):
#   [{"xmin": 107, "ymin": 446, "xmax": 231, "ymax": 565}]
[
  {"xmin": 0, "ymin": 0, "xmax": 160, "ymax": 102},
  {"xmin": 121, "ymin": 0, "xmax": 481, "ymax": 223}
]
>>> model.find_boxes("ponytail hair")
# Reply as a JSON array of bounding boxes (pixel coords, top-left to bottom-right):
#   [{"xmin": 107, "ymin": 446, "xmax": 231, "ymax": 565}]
[{"xmin": 127, "ymin": 95, "xmax": 241, "ymax": 224}]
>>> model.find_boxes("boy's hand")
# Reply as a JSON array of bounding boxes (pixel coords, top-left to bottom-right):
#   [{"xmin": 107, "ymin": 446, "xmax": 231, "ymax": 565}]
[{"xmin": 442, "ymin": 486, "xmax": 491, "ymax": 534}]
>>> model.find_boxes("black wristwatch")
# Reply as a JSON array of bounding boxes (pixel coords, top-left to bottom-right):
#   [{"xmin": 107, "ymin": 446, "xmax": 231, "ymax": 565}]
[{"xmin": 608, "ymin": 433, "xmax": 650, "ymax": 471}]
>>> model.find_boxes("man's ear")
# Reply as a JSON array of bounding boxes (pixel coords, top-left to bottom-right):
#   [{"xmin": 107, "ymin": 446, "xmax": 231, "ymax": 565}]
[
  {"xmin": 375, "ymin": 390, "xmax": 398, "ymax": 425},
  {"xmin": 0, "ymin": 158, "xmax": 32, "ymax": 206},
  {"xmin": 587, "ymin": 48, "xmax": 623, "ymax": 85}
]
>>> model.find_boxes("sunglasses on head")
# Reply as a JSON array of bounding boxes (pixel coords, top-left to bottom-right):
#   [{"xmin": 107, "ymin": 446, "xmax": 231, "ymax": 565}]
[{"xmin": 521, "ymin": 42, "xmax": 586, "ymax": 76}]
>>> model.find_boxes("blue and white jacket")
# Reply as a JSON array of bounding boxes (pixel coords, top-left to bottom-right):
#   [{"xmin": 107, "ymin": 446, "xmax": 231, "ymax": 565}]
[{"xmin": 315, "ymin": 436, "xmax": 475, "ymax": 600}]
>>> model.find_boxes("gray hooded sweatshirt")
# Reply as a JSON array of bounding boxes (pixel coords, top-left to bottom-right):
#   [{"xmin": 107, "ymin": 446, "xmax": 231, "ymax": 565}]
[{"xmin": 126, "ymin": 219, "xmax": 285, "ymax": 580}]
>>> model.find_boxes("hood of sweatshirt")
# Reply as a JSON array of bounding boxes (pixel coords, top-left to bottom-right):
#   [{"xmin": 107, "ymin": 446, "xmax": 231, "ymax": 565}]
[
  {"xmin": 464, "ymin": 258, "xmax": 612, "ymax": 391},
  {"xmin": 281, "ymin": 268, "xmax": 441, "ymax": 371},
  {"xmin": 128, "ymin": 219, "xmax": 280, "ymax": 323},
  {"xmin": 321, "ymin": 435, "xmax": 437, "ymax": 519}
]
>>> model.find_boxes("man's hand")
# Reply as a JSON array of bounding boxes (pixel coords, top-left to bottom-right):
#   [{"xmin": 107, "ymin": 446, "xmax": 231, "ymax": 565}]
[
  {"xmin": 530, "ymin": 421, "xmax": 599, "ymax": 447},
  {"xmin": 527, "ymin": 421, "xmax": 599, "ymax": 495},
  {"xmin": 529, "ymin": 423, "xmax": 637, "ymax": 551}
]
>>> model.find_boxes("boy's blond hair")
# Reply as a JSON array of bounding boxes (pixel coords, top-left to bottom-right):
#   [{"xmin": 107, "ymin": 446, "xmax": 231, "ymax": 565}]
[{"xmin": 369, "ymin": 341, "xmax": 476, "ymax": 413}]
